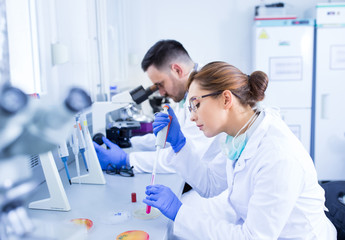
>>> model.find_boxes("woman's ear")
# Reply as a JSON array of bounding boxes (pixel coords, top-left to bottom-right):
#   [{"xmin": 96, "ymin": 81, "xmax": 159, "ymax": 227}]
[{"xmin": 223, "ymin": 90, "xmax": 233, "ymax": 109}]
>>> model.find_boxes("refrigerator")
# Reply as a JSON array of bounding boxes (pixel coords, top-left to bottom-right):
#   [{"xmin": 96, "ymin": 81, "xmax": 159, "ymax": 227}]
[
  {"xmin": 314, "ymin": 3, "xmax": 345, "ymax": 181},
  {"xmin": 253, "ymin": 18, "xmax": 315, "ymax": 154}
]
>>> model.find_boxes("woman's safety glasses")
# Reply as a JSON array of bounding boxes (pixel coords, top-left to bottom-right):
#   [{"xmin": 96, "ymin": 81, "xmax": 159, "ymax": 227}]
[
  {"xmin": 188, "ymin": 91, "xmax": 223, "ymax": 112},
  {"xmin": 106, "ymin": 164, "xmax": 134, "ymax": 177}
]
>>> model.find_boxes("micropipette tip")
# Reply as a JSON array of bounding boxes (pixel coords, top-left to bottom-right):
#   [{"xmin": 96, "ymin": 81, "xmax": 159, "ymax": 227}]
[{"xmin": 65, "ymin": 169, "xmax": 72, "ymax": 185}]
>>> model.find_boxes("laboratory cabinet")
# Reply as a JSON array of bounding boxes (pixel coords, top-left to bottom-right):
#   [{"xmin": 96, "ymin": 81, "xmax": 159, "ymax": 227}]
[
  {"xmin": 313, "ymin": 3, "xmax": 345, "ymax": 181},
  {"xmin": 253, "ymin": 18, "xmax": 315, "ymax": 153}
]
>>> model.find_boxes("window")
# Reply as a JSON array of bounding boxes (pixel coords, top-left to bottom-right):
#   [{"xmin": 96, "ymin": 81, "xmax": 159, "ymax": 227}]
[{"xmin": 6, "ymin": 0, "xmax": 41, "ymax": 94}]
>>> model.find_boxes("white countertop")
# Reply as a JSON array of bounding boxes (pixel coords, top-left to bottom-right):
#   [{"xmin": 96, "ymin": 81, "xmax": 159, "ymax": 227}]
[{"xmin": 26, "ymin": 164, "xmax": 184, "ymax": 240}]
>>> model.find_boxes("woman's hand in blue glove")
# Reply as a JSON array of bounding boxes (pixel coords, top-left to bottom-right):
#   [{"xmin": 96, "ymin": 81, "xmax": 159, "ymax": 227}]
[
  {"xmin": 152, "ymin": 105, "xmax": 186, "ymax": 152},
  {"xmin": 93, "ymin": 137, "xmax": 127, "ymax": 170},
  {"xmin": 143, "ymin": 184, "xmax": 182, "ymax": 221}
]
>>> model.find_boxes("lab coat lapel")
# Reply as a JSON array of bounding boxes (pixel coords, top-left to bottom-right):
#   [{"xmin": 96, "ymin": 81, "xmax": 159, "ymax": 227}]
[
  {"xmin": 233, "ymin": 109, "xmax": 273, "ymax": 174},
  {"xmin": 173, "ymin": 101, "xmax": 185, "ymax": 126}
]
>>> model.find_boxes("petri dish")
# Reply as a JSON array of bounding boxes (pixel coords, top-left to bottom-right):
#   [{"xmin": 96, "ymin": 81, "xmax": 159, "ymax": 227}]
[
  {"xmin": 116, "ymin": 230, "xmax": 149, "ymax": 240},
  {"xmin": 132, "ymin": 207, "xmax": 161, "ymax": 220},
  {"xmin": 70, "ymin": 218, "xmax": 93, "ymax": 231}
]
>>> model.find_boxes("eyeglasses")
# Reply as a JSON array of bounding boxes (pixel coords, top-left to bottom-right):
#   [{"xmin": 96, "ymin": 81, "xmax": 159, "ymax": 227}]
[
  {"xmin": 106, "ymin": 164, "xmax": 134, "ymax": 177},
  {"xmin": 188, "ymin": 91, "xmax": 223, "ymax": 112}
]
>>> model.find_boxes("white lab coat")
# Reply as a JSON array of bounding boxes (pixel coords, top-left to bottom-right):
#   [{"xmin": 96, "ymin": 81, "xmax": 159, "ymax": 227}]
[{"xmin": 166, "ymin": 107, "xmax": 337, "ymax": 239}]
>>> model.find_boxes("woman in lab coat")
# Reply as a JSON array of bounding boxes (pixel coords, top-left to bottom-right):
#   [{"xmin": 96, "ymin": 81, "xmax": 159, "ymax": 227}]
[{"xmin": 144, "ymin": 61, "xmax": 337, "ymax": 239}]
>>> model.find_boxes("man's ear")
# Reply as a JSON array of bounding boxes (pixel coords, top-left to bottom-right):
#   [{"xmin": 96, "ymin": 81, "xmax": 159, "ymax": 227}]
[
  {"xmin": 223, "ymin": 90, "xmax": 233, "ymax": 109},
  {"xmin": 171, "ymin": 63, "xmax": 184, "ymax": 78}
]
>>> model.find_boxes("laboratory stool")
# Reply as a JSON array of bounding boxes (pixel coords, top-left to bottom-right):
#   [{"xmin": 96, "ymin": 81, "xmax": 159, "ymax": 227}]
[{"xmin": 321, "ymin": 181, "xmax": 345, "ymax": 240}]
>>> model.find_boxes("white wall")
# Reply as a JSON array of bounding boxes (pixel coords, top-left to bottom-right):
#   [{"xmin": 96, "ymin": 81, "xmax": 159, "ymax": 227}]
[
  {"xmin": 6, "ymin": 0, "xmax": 333, "ymax": 100},
  {"xmin": 119, "ymin": 0, "xmax": 322, "ymax": 87},
  {"xmin": 7, "ymin": 0, "xmax": 336, "ymax": 99}
]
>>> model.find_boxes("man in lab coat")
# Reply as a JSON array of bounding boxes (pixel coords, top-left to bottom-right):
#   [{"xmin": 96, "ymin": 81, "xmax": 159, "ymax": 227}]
[{"xmin": 94, "ymin": 39, "xmax": 227, "ymax": 200}]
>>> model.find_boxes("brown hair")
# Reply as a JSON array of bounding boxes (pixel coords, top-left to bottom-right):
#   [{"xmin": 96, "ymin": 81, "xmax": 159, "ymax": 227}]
[{"xmin": 187, "ymin": 61, "xmax": 268, "ymax": 107}]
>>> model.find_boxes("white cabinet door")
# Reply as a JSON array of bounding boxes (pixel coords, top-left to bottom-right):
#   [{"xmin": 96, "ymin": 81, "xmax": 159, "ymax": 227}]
[{"xmin": 314, "ymin": 27, "xmax": 345, "ymax": 181}]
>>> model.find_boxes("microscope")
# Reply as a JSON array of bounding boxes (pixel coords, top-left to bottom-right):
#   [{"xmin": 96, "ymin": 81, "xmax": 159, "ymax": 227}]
[
  {"xmin": 0, "ymin": 83, "xmax": 92, "ymax": 239},
  {"xmin": 91, "ymin": 85, "xmax": 157, "ymax": 147}
]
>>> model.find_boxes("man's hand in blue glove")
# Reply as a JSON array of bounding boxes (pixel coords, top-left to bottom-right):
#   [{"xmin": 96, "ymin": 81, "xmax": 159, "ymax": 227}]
[
  {"xmin": 143, "ymin": 184, "xmax": 182, "ymax": 221},
  {"xmin": 93, "ymin": 136, "xmax": 127, "ymax": 170},
  {"xmin": 152, "ymin": 105, "xmax": 186, "ymax": 152}
]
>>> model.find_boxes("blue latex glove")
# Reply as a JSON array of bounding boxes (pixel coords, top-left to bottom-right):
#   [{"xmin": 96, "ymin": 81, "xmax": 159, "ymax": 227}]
[
  {"xmin": 143, "ymin": 184, "xmax": 182, "ymax": 221},
  {"xmin": 152, "ymin": 105, "xmax": 186, "ymax": 152},
  {"xmin": 93, "ymin": 136, "xmax": 127, "ymax": 170}
]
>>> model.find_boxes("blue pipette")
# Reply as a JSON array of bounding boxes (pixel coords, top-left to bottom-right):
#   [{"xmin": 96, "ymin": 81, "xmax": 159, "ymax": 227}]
[
  {"xmin": 61, "ymin": 156, "xmax": 71, "ymax": 185},
  {"xmin": 57, "ymin": 142, "xmax": 72, "ymax": 185},
  {"xmin": 76, "ymin": 117, "xmax": 88, "ymax": 172},
  {"xmin": 71, "ymin": 124, "xmax": 81, "ymax": 184},
  {"xmin": 80, "ymin": 149, "xmax": 88, "ymax": 172}
]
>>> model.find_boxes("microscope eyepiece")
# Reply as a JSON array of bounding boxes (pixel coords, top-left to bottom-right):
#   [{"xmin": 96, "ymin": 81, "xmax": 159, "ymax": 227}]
[
  {"xmin": 129, "ymin": 85, "xmax": 158, "ymax": 105},
  {"xmin": 0, "ymin": 86, "xmax": 28, "ymax": 115}
]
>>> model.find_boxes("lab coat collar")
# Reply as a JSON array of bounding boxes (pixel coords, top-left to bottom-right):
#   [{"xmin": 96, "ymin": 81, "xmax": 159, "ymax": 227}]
[
  {"xmin": 236, "ymin": 107, "xmax": 277, "ymax": 165},
  {"xmin": 183, "ymin": 63, "xmax": 199, "ymax": 109}
]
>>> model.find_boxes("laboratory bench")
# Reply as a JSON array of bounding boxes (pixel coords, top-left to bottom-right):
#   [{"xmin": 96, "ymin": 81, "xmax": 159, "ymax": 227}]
[{"xmin": 25, "ymin": 165, "xmax": 184, "ymax": 240}]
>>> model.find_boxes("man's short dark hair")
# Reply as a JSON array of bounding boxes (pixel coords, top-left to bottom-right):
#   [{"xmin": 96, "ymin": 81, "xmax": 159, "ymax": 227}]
[{"xmin": 141, "ymin": 40, "xmax": 191, "ymax": 72}]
